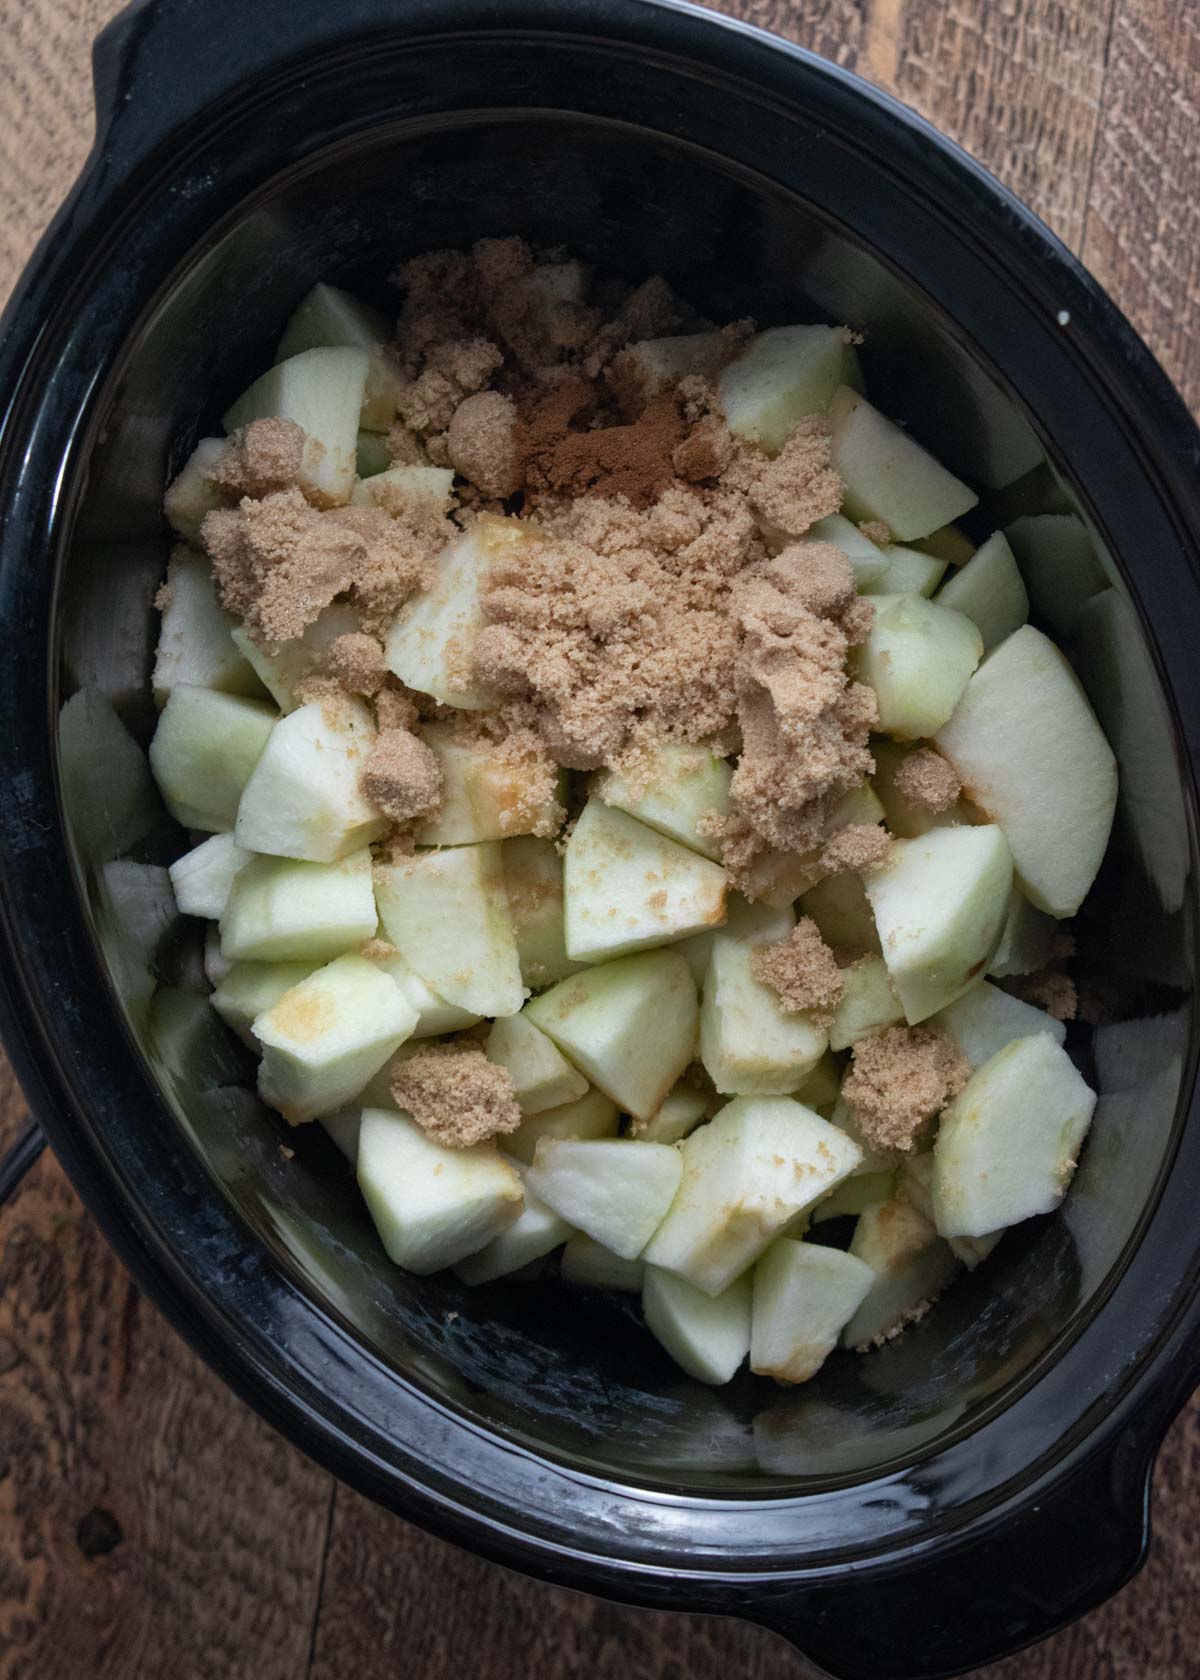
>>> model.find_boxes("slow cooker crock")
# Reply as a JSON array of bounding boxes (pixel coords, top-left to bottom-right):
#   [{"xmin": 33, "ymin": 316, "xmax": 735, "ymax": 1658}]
[{"xmin": 1, "ymin": 1, "xmax": 1199, "ymax": 1674}]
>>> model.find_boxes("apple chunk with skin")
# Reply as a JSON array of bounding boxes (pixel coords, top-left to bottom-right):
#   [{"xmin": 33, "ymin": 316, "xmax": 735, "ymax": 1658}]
[
  {"xmin": 751, "ymin": 1239, "xmax": 874, "ymax": 1383},
  {"xmin": 642, "ymin": 1266, "xmax": 752, "ymax": 1385},
  {"xmin": 220, "ymin": 848, "xmax": 377, "ymax": 963},
  {"xmin": 236, "ymin": 696, "xmax": 388, "ymax": 862},
  {"xmin": 149, "ymin": 685, "xmax": 276, "ymax": 832},
  {"xmin": 528, "ymin": 1138, "xmax": 683, "ymax": 1260},
  {"xmin": 485, "ymin": 1011, "xmax": 588, "ymax": 1114},
  {"xmin": 564, "ymin": 799, "xmax": 726, "ymax": 963},
  {"xmin": 936, "ymin": 625, "xmax": 1118, "ymax": 917},
  {"xmin": 853, "ymin": 593, "xmax": 982, "ymax": 739},
  {"xmin": 828, "ymin": 386, "xmax": 979, "ymax": 540},
  {"xmin": 385, "ymin": 520, "xmax": 520, "ymax": 710},
  {"xmin": 642, "ymin": 1095, "xmax": 863, "ymax": 1297},
  {"xmin": 717, "ymin": 325, "xmax": 863, "ymax": 454},
  {"xmin": 592, "ymin": 743, "xmax": 731, "ymax": 861},
  {"xmin": 865, "ymin": 824, "xmax": 1013, "ymax": 1023},
  {"xmin": 524, "ymin": 949, "xmax": 697, "ymax": 1120},
  {"xmin": 223, "ymin": 345, "xmax": 367, "ymax": 507}
]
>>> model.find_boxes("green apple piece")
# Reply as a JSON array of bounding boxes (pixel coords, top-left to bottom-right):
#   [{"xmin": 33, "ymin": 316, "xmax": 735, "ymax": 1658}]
[
  {"xmin": 453, "ymin": 1170, "xmax": 573, "ymax": 1285},
  {"xmin": 220, "ymin": 848, "xmax": 377, "ymax": 963},
  {"xmin": 800, "ymin": 873, "xmax": 882, "ymax": 957},
  {"xmin": 631, "ymin": 1084, "xmax": 710, "ymax": 1144},
  {"xmin": 864, "ymin": 547, "xmax": 947, "ymax": 598},
  {"xmin": 751, "ymin": 1239, "xmax": 874, "ymax": 1382},
  {"xmin": 356, "ymin": 430, "xmax": 392, "ymax": 478},
  {"xmin": 793, "ymin": 1052, "xmax": 842, "ymax": 1111},
  {"xmin": 321, "ymin": 1108, "xmax": 362, "ymax": 1164},
  {"xmin": 1004, "ymin": 513, "xmax": 1107, "ymax": 639},
  {"xmin": 642, "ymin": 1095, "xmax": 862, "ymax": 1296},
  {"xmin": 988, "ymin": 887, "xmax": 1058, "ymax": 978},
  {"xmin": 871, "ymin": 739, "xmax": 970, "ymax": 839},
  {"xmin": 59, "ymin": 688, "xmax": 160, "ymax": 865},
  {"xmin": 907, "ymin": 1150, "xmax": 1002, "ymax": 1269},
  {"xmin": 360, "ymin": 945, "xmax": 481, "ymax": 1038},
  {"xmin": 204, "ymin": 924, "xmax": 234, "ymax": 987},
  {"xmin": 854, "ymin": 593, "xmax": 982, "ymax": 739},
  {"xmin": 700, "ymin": 925, "xmax": 828, "ymax": 1096},
  {"xmin": 643, "ymin": 1266, "xmax": 752, "ymax": 1385},
  {"xmin": 503, "ymin": 1087, "xmax": 620, "ymax": 1166},
  {"xmin": 935, "ymin": 625, "xmax": 1117, "ymax": 917},
  {"xmin": 608, "ymin": 331, "xmax": 731, "ymax": 411},
  {"xmin": 932, "ymin": 977, "xmax": 1065, "ymax": 1067},
  {"xmin": 374, "ymin": 844, "xmax": 524, "ymax": 1017},
  {"xmin": 811, "ymin": 1170, "xmax": 895, "ymax": 1224},
  {"xmin": 842, "ymin": 1194, "xmax": 959, "ymax": 1348},
  {"xmin": 806, "ymin": 514, "xmax": 889, "ymax": 590},
  {"xmin": 935, "ymin": 530, "xmax": 1028, "ymax": 653},
  {"xmin": 153, "ymin": 547, "xmax": 260, "ymax": 702},
  {"xmin": 149, "ymin": 685, "xmax": 276, "ymax": 832},
  {"xmin": 677, "ymin": 894, "xmax": 791, "ymax": 988},
  {"xmin": 357, "ymin": 1107, "xmax": 523, "ymax": 1274},
  {"xmin": 827, "ymin": 955, "xmax": 904, "ymax": 1051},
  {"xmin": 564, "ymin": 800, "xmax": 726, "ymax": 963},
  {"xmin": 501, "ymin": 836, "xmax": 584, "ymax": 989},
  {"xmin": 254, "ymin": 953, "xmax": 417, "ymax": 1123},
  {"xmin": 950, "ymin": 1230, "xmax": 1003, "ymax": 1270},
  {"xmin": 163, "ymin": 438, "xmax": 226, "ymax": 545},
  {"xmin": 230, "ymin": 603, "xmax": 361, "ymax": 714},
  {"xmin": 593, "ymin": 743, "xmax": 731, "ymax": 862},
  {"xmin": 560, "ymin": 1232, "xmax": 644, "ymax": 1293},
  {"xmin": 275, "ymin": 283, "xmax": 403, "ymax": 432},
  {"xmin": 169, "ymin": 832, "xmax": 250, "ymax": 920},
  {"xmin": 223, "ymin": 345, "xmax": 368, "ymax": 507},
  {"xmin": 416, "ymin": 723, "xmax": 564, "ymax": 846},
  {"xmin": 865, "ymin": 825, "xmax": 1013, "ymax": 1023},
  {"xmin": 932, "ymin": 1033, "xmax": 1097, "ymax": 1238},
  {"xmin": 829, "ymin": 386, "xmax": 979, "ymax": 540},
  {"xmin": 485, "ymin": 1012, "xmax": 588, "ymax": 1114},
  {"xmin": 828, "ymin": 781, "xmax": 887, "ymax": 831},
  {"xmin": 527, "ymin": 1138, "xmax": 683, "ymax": 1260},
  {"xmin": 385, "ymin": 524, "xmax": 513, "ymax": 710},
  {"xmin": 210, "ymin": 959, "xmax": 317, "ymax": 1047},
  {"xmin": 524, "ymin": 949, "xmax": 697, "ymax": 1120},
  {"xmin": 350, "ymin": 463, "xmax": 454, "ymax": 512},
  {"xmin": 235, "ymin": 696, "xmax": 387, "ymax": 862},
  {"xmin": 717, "ymin": 325, "xmax": 862, "ymax": 455}
]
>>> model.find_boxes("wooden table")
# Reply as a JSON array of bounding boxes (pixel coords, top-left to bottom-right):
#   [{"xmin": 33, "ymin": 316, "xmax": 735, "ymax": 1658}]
[{"xmin": 2, "ymin": 2, "xmax": 1198, "ymax": 1675}]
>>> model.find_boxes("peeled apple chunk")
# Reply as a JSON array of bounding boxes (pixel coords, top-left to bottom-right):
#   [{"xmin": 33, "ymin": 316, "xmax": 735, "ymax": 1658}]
[
  {"xmin": 806, "ymin": 514, "xmax": 888, "ymax": 591},
  {"xmin": 864, "ymin": 825, "xmax": 1013, "ymax": 1024},
  {"xmin": 503, "ymin": 1087, "xmax": 620, "ymax": 1165},
  {"xmin": 935, "ymin": 530, "xmax": 1028, "ymax": 653},
  {"xmin": 863, "ymin": 546, "xmax": 947, "ymax": 598},
  {"xmin": 828, "ymin": 386, "xmax": 979, "ymax": 540},
  {"xmin": 631, "ymin": 1084, "xmax": 710, "ymax": 1145},
  {"xmin": 453, "ymin": 1172, "xmax": 573, "ymax": 1285},
  {"xmin": 501, "ymin": 836, "xmax": 583, "ymax": 989},
  {"xmin": 700, "ymin": 928, "xmax": 828, "ymax": 1095},
  {"xmin": 827, "ymin": 955, "xmax": 904, "ymax": 1051},
  {"xmin": 932, "ymin": 979, "xmax": 1065, "ymax": 1066},
  {"xmin": 361, "ymin": 944, "xmax": 481, "ymax": 1037},
  {"xmin": 254, "ymin": 954, "xmax": 417, "ymax": 1123},
  {"xmin": 641, "ymin": 1095, "xmax": 863, "ymax": 1297},
  {"xmin": 231, "ymin": 602, "xmax": 361, "ymax": 713},
  {"xmin": 842, "ymin": 1194, "xmax": 959, "ymax": 1349},
  {"xmin": 149, "ymin": 685, "xmax": 276, "ymax": 832},
  {"xmin": 235, "ymin": 696, "xmax": 387, "ymax": 863},
  {"xmin": 527, "ymin": 1138, "xmax": 683, "ymax": 1260},
  {"xmin": 642, "ymin": 1266, "xmax": 752, "ymax": 1385},
  {"xmin": 374, "ymin": 844, "xmax": 524, "ymax": 1018},
  {"xmin": 385, "ymin": 523, "xmax": 511, "ymax": 710},
  {"xmin": 163, "ymin": 438, "xmax": 227, "ymax": 546},
  {"xmin": 750, "ymin": 1240, "xmax": 874, "ymax": 1384},
  {"xmin": 593, "ymin": 743, "xmax": 732, "ymax": 861},
  {"xmin": 357, "ymin": 1107, "xmax": 523, "ymax": 1275},
  {"xmin": 210, "ymin": 959, "xmax": 316, "ymax": 1047},
  {"xmin": 871, "ymin": 740, "xmax": 969, "ymax": 839},
  {"xmin": 717, "ymin": 325, "xmax": 862, "ymax": 454},
  {"xmin": 275, "ymin": 283, "xmax": 403, "ymax": 431},
  {"xmin": 485, "ymin": 1012, "xmax": 588, "ymax": 1114},
  {"xmin": 854, "ymin": 593, "xmax": 982, "ymax": 739},
  {"xmin": 220, "ymin": 848, "xmax": 377, "ymax": 963},
  {"xmin": 524, "ymin": 949, "xmax": 698, "ymax": 1120},
  {"xmin": 935, "ymin": 625, "xmax": 1118, "ymax": 917},
  {"xmin": 168, "ymin": 832, "xmax": 249, "ymax": 920},
  {"xmin": 350, "ymin": 463, "xmax": 455, "ymax": 512},
  {"xmin": 609, "ymin": 332, "xmax": 731, "ymax": 410},
  {"xmin": 932, "ymin": 1033, "xmax": 1097, "ymax": 1239},
  {"xmin": 415, "ymin": 723, "xmax": 563, "ymax": 847},
  {"xmin": 223, "ymin": 345, "xmax": 367, "ymax": 507},
  {"xmin": 563, "ymin": 799, "xmax": 726, "ymax": 963},
  {"xmin": 153, "ymin": 547, "xmax": 260, "ymax": 702}
]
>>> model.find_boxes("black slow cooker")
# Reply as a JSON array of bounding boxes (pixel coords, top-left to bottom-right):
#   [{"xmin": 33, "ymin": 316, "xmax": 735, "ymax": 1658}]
[{"xmin": 0, "ymin": 1, "xmax": 1198, "ymax": 1674}]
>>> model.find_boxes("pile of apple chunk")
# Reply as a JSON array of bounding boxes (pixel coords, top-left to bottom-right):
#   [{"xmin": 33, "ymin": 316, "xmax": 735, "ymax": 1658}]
[{"xmin": 150, "ymin": 282, "xmax": 1115, "ymax": 1388}]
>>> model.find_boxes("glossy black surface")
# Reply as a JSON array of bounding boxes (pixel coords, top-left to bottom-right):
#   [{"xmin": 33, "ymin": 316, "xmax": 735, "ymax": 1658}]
[{"xmin": 0, "ymin": 2, "xmax": 1199, "ymax": 1675}]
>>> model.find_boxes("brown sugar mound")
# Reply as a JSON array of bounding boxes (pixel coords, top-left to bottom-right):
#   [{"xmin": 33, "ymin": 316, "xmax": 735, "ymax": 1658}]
[
  {"xmin": 819, "ymin": 822, "xmax": 892, "ymax": 877},
  {"xmin": 744, "ymin": 416, "xmax": 844, "ymax": 536},
  {"xmin": 1011, "ymin": 967, "xmax": 1078, "ymax": 1022},
  {"xmin": 391, "ymin": 1042, "xmax": 522, "ymax": 1148},
  {"xmin": 324, "ymin": 632, "xmax": 388, "ymax": 696},
  {"xmin": 210, "ymin": 419, "xmax": 306, "ymax": 499},
  {"xmin": 361, "ymin": 728, "xmax": 443, "ymax": 823},
  {"xmin": 447, "ymin": 390, "xmax": 527, "ymax": 498},
  {"xmin": 673, "ymin": 415, "xmax": 735, "ymax": 483},
  {"xmin": 858, "ymin": 519, "xmax": 891, "ymax": 547},
  {"xmin": 843, "ymin": 1025, "xmax": 971, "ymax": 1153},
  {"xmin": 895, "ymin": 748, "xmax": 961, "ymax": 813},
  {"xmin": 750, "ymin": 918, "xmax": 844, "ymax": 1023}
]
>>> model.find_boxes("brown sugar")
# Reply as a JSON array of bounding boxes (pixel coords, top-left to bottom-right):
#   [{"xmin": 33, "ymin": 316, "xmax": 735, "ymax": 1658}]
[
  {"xmin": 361, "ymin": 728, "xmax": 443, "ymax": 824},
  {"xmin": 819, "ymin": 822, "xmax": 892, "ymax": 877},
  {"xmin": 842, "ymin": 1025, "xmax": 970, "ymax": 1153},
  {"xmin": 374, "ymin": 683, "xmax": 421, "ymax": 734},
  {"xmin": 750, "ymin": 918, "xmax": 844, "ymax": 1022},
  {"xmin": 858, "ymin": 519, "xmax": 891, "ymax": 547},
  {"xmin": 673, "ymin": 415, "xmax": 734, "ymax": 483},
  {"xmin": 324, "ymin": 631, "xmax": 388, "ymax": 696},
  {"xmin": 390, "ymin": 1041, "xmax": 522, "ymax": 1147},
  {"xmin": 1011, "ymin": 967, "xmax": 1078, "ymax": 1022},
  {"xmin": 210, "ymin": 419, "xmax": 305, "ymax": 499},
  {"xmin": 447, "ymin": 390, "xmax": 527, "ymax": 498},
  {"xmin": 742, "ymin": 416, "xmax": 844, "ymax": 537},
  {"xmin": 894, "ymin": 748, "xmax": 961, "ymax": 813}
]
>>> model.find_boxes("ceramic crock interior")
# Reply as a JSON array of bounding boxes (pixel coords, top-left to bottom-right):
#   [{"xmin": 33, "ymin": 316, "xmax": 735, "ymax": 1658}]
[{"xmin": 57, "ymin": 113, "xmax": 1194, "ymax": 1489}]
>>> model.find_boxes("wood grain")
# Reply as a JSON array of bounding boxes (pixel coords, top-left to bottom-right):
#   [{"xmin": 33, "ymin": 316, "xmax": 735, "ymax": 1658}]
[{"xmin": 1, "ymin": 0, "xmax": 1199, "ymax": 1677}]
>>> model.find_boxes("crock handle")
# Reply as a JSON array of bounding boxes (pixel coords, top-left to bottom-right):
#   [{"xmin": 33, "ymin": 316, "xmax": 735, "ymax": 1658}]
[{"xmin": 744, "ymin": 1427, "xmax": 1167, "ymax": 1680}]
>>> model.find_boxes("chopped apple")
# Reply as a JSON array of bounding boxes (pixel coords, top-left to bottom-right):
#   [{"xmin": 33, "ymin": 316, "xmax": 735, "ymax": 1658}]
[
  {"xmin": 828, "ymin": 386, "xmax": 979, "ymax": 540},
  {"xmin": 827, "ymin": 955, "xmax": 904, "ymax": 1051},
  {"xmin": 415, "ymin": 723, "xmax": 564, "ymax": 846},
  {"xmin": 717, "ymin": 325, "xmax": 863, "ymax": 454},
  {"xmin": 230, "ymin": 603, "xmax": 361, "ymax": 713},
  {"xmin": 223, "ymin": 345, "xmax": 367, "ymax": 506},
  {"xmin": 374, "ymin": 844, "xmax": 524, "ymax": 1018},
  {"xmin": 932, "ymin": 978, "xmax": 1065, "ymax": 1066},
  {"xmin": 204, "ymin": 925, "xmax": 234, "ymax": 987},
  {"xmin": 632, "ymin": 1084, "xmax": 711, "ymax": 1144},
  {"xmin": 524, "ymin": 949, "xmax": 697, "ymax": 1120},
  {"xmin": 811, "ymin": 1170, "xmax": 895, "ymax": 1224},
  {"xmin": 841, "ymin": 1194, "xmax": 959, "ymax": 1348},
  {"xmin": 751, "ymin": 1239, "xmax": 874, "ymax": 1382},
  {"xmin": 700, "ymin": 926, "xmax": 828, "ymax": 1094},
  {"xmin": 235, "ymin": 696, "xmax": 387, "ymax": 862},
  {"xmin": 863, "ymin": 546, "xmax": 947, "ymax": 598},
  {"xmin": 220, "ymin": 848, "xmax": 377, "ymax": 963},
  {"xmin": 935, "ymin": 625, "xmax": 1117, "ymax": 916},
  {"xmin": 871, "ymin": 740, "xmax": 970, "ymax": 838},
  {"xmin": 350, "ymin": 463, "xmax": 454, "ymax": 512},
  {"xmin": 853, "ymin": 593, "xmax": 982, "ymax": 739},
  {"xmin": 385, "ymin": 522, "xmax": 516, "ymax": 710},
  {"xmin": 988, "ymin": 887, "xmax": 1058, "ymax": 977},
  {"xmin": 149, "ymin": 685, "xmax": 276, "ymax": 832},
  {"xmin": 805, "ymin": 514, "xmax": 889, "ymax": 590},
  {"xmin": 865, "ymin": 825, "xmax": 1013, "ymax": 1023},
  {"xmin": 359, "ymin": 943, "xmax": 482, "ymax": 1037},
  {"xmin": 527, "ymin": 1138, "xmax": 683, "ymax": 1260},
  {"xmin": 254, "ymin": 953, "xmax": 417, "ymax": 1123},
  {"xmin": 935, "ymin": 530, "xmax": 1028, "ymax": 653},
  {"xmin": 560, "ymin": 1232, "xmax": 644, "ymax": 1293},
  {"xmin": 609, "ymin": 331, "xmax": 732, "ymax": 411},
  {"xmin": 677, "ymin": 894, "xmax": 791, "ymax": 988},
  {"xmin": 153, "ymin": 547, "xmax": 260, "ymax": 702},
  {"xmin": 899, "ymin": 1154, "xmax": 1002, "ymax": 1270},
  {"xmin": 503, "ymin": 1087, "xmax": 620, "ymax": 1166},
  {"xmin": 642, "ymin": 1095, "xmax": 862, "ymax": 1296},
  {"xmin": 792, "ymin": 1052, "xmax": 842, "ymax": 1110},
  {"xmin": 357, "ymin": 1107, "xmax": 523, "ymax": 1274},
  {"xmin": 485, "ymin": 1012, "xmax": 588, "ymax": 1114},
  {"xmin": 453, "ymin": 1169, "xmax": 574, "ymax": 1285},
  {"xmin": 800, "ymin": 873, "xmax": 882, "ymax": 956},
  {"xmin": 828, "ymin": 1094, "xmax": 903, "ymax": 1176},
  {"xmin": 564, "ymin": 800, "xmax": 726, "ymax": 963},
  {"xmin": 914, "ymin": 523, "xmax": 975, "ymax": 567},
  {"xmin": 275, "ymin": 282, "xmax": 404, "ymax": 431},
  {"xmin": 932, "ymin": 1033, "xmax": 1097, "ymax": 1238},
  {"xmin": 501, "ymin": 836, "xmax": 584, "ymax": 989},
  {"xmin": 643, "ymin": 1266, "xmax": 752, "ymax": 1385},
  {"xmin": 321, "ymin": 1108, "xmax": 362, "ymax": 1165},
  {"xmin": 210, "ymin": 958, "xmax": 317, "ymax": 1046},
  {"xmin": 168, "ymin": 832, "xmax": 250, "ymax": 920},
  {"xmin": 164, "ymin": 437, "xmax": 228, "ymax": 545},
  {"xmin": 1004, "ymin": 513, "xmax": 1107, "ymax": 639},
  {"xmin": 593, "ymin": 743, "xmax": 731, "ymax": 861}
]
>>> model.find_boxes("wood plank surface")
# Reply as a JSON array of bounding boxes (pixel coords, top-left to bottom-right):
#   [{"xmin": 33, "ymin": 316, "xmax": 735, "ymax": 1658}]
[{"xmin": 1, "ymin": 1, "xmax": 1198, "ymax": 1676}]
